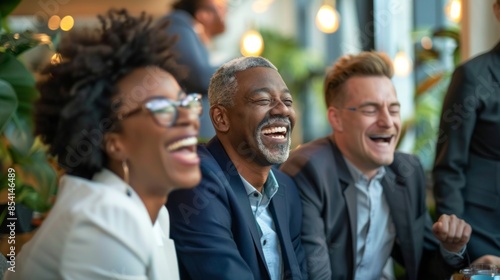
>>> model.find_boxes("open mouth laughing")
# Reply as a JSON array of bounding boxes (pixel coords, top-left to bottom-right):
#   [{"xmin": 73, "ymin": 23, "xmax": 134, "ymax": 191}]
[{"xmin": 261, "ymin": 126, "xmax": 288, "ymax": 140}]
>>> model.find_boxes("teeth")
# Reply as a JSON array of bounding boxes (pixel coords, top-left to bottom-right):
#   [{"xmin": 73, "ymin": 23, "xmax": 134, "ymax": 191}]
[
  {"xmin": 262, "ymin": 126, "xmax": 287, "ymax": 135},
  {"xmin": 166, "ymin": 137, "xmax": 198, "ymax": 152}
]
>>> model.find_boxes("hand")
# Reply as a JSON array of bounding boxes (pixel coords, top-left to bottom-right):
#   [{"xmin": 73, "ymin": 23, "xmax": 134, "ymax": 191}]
[
  {"xmin": 472, "ymin": 255, "xmax": 500, "ymax": 266},
  {"xmin": 432, "ymin": 214, "xmax": 471, "ymax": 253}
]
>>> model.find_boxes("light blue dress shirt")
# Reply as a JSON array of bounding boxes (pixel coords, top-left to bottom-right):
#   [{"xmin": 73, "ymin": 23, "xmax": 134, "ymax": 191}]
[
  {"xmin": 240, "ymin": 170, "xmax": 283, "ymax": 280},
  {"xmin": 344, "ymin": 159, "xmax": 396, "ymax": 280}
]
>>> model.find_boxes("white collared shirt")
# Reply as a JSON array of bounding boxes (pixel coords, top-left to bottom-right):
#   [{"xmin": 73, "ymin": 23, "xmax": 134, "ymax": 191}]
[{"xmin": 6, "ymin": 169, "xmax": 179, "ymax": 280}]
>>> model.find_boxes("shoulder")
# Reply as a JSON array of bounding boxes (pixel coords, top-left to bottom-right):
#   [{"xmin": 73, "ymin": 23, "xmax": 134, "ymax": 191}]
[
  {"xmin": 272, "ymin": 167, "xmax": 297, "ymax": 189},
  {"xmin": 454, "ymin": 48, "xmax": 497, "ymax": 76},
  {"xmin": 289, "ymin": 137, "xmax": 332, "ymax": 159},
  {"xmin": 282, "ymin": 137, "xmax": 334, "ymax": 175},
  {"xmin": 164, "ymin": 10, "xmax": 193, "ymax": 26},
  {"xmin": 57, "ymin": 176, "xmax": 153, "ymax": 246},
  {"xmin": 389, "ymin": 152, "xmax": 426, "ymax": 183}
]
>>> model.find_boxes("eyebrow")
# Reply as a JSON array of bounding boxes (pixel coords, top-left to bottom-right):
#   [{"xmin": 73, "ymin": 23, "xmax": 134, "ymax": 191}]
[
  {"xmin": 248, "ymin": 87, "xmax": 291, "ymax": 96},
  {"xmin": 357, "ymin": 101, "xmax": 401, "ymax": 108}
]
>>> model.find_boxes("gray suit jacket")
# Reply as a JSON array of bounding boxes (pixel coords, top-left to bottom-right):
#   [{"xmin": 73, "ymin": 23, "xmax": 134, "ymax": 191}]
[
  {"xmin": 281, "ymin": 136, "xmax": 465, "ymax": 280},
  {"xmin": 433, "ymin": 41, "xmax": 500, "ymax": 260}
]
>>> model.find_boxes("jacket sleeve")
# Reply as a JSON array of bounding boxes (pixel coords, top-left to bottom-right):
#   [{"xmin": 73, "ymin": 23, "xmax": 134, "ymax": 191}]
[
  {"xmin": 433, "ymin": 64, "xmax": 477, "ymax": 217},
  {"xmin": 414, "ymin": 155, "xmax": 469, "ymax": 279},
  {"xmin": 166, "ymin": 164, "xmax": 255, "ymax": 280}
]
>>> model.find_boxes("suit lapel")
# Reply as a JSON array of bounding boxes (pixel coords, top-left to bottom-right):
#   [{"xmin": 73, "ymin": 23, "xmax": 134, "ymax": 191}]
[
  {"xmin": 206, "ymin": 137, "xmax": 269, "ymax": 274},
  {"xmin": 330, "ymin": 139, "xmax": 358, "ymax": 270},
  {"xmin": 382, "ymin": 168, "xmax": 417, "ymax": 277},
  {"xmin": 269, "ymin": 187, "xmax": 297, "ymax": 277}
]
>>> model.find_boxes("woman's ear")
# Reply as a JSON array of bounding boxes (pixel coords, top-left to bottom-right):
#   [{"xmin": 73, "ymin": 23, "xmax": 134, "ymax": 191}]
[
  {"xmin": 494, "ymin": 2, "xmax": 500, "ymax": 21},
  {"xmin": 210, "ymin": 105, "xmax": 229, "ymax": 133},
  {"xmin": 327, "ymin": 106, "xmax": 344, "ymax": 133},
  {"xmin": 103, "ymin": 133, "xmax": 127, "ymax": 161}
]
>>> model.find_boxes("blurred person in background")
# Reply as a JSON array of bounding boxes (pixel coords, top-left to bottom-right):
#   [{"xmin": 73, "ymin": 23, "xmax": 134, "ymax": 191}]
[
  {"xmin": 163, "ymin": 0, "xmax": 227, "ymax": 140},
  {"xmin": 5, "ymin": 9, "xmax": 201, "ymax": 280},
  {"xmin": 433, "ymin": 0, "xmax": 500, "ymax": 265}
]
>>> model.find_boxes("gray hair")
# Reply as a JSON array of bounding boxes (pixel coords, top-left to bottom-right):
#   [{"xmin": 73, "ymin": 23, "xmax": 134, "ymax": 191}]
[{"xmin": 208, "ymin": 56, "xmax": 278, "ymax": 107}]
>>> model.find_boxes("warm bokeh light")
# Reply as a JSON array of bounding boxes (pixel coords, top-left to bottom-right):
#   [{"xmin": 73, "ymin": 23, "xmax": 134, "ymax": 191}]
[
  {"xmin": 445, "ymin": 0, "xmax": 461, "ymax": 23},
  {"xmin": 51, "ymin": 53, "xmax": 62, "ymax": 65},
  {"xmin": 60, "ymin": 15, "xmax": 74, "ymax": 31},
  {"xmin": 48, "ymin": 15, "xmax": 61, "ymax": 30},
  {"xmin": 393, "ymin": 50, "xmax": 413, "ymax": 77},
  {"xmin": 252, "ymin": 0, "xmax": 274, "ymax": 13},
  {"xmin": 421, "ymin": 36, "xmax": 433, "ymax": 50},
  {"xmin": 34, "ymin": 33, "xmax": 52, "ymax": 45},
  {"xmin": 240, "ymin": 29, "xmax": 264, "ymax": 57},
  {"xmin": 315, "ymin": 4, "xmax": 341, "ymax": 34}
]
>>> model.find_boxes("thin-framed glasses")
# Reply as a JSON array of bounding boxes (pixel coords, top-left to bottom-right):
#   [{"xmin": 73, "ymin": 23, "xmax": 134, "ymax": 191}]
[
  {"xmin": 339, "ymin": 103, "xmax": 400, "ymax": 117},
  {"xmin": 117, "ymin": 93, "xmax": 202, "ymax": 127}
]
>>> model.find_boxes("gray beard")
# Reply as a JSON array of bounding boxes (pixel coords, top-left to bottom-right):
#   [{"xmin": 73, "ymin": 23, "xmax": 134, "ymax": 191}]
[{"xmin": 255, "ymin": 117, "xmax": 291, "ymax": 164}]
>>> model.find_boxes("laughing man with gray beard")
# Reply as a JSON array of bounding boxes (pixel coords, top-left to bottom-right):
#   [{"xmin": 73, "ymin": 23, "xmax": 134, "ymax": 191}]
[{"xmin": 166, "ymin": 56, "xmax": 308, "ymax": 280}]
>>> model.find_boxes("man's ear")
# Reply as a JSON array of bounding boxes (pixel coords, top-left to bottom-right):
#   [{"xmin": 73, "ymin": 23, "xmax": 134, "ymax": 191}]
[
  {"xmin": 327, "ymin": 106, "xmax": 344, "ymax": 133},
  {"xmin": 103, "ymin": 133, "xmax": 128, "ymax": 161},
  {"xmin": 210, "ymin": 105, "xmax": 230, "ymax": 133}
]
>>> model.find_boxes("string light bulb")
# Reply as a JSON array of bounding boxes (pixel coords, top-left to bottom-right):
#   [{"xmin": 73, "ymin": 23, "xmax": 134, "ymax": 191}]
[
  {"xmin": 445, "ymin": 0, "xmax": 461, "ymax": 23},
  {"xmin": 60, "ymin": 15, "xmax": 74, "ymax": 31},
  {"xmin": 240, "ymin": 29, "xmax": 264, "ymax": 57},
  {"xmin": 393, "ymin": 50, "xmax": 413, "ymax": 77},
  {"xmin": 315, "ymin": 1, "xmax": 341, "ymax": 34}
]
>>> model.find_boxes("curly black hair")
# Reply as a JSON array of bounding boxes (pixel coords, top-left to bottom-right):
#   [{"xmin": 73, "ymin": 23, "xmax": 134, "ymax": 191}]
[{"xmin": 35, "ymin": 9, "xmax": 183, "ymax": 179}]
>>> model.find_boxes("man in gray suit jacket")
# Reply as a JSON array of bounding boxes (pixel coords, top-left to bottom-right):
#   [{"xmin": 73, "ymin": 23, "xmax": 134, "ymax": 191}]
[
  {"xmin": 433, "ymin": 0, "xmax": 500, "ymax": 265},
  {"xmin": 281, "ymin": 52, "xmax": 471, "ymax": 280}
]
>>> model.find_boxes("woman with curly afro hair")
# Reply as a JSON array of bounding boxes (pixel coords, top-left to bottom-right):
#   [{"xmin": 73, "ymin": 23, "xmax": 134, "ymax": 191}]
[{"xmin": 6, "ymin": 9, "xmax": 202, "ymax": 280}]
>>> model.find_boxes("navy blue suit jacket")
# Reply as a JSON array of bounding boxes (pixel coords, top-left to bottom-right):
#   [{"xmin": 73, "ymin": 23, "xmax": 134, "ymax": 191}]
[{"xmin": 167, "ymin": 137, "xmax": 308, "ymax": 280}]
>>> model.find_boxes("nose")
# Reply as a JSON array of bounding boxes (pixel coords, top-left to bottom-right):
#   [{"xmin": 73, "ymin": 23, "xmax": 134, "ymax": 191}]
[
  {"xmin": 270, "ymin": 99, "xmax": 292, "ymax": 118},
  {"xmin": 377, "ymin": 107, "xmax": 394, "ymax": 128}
]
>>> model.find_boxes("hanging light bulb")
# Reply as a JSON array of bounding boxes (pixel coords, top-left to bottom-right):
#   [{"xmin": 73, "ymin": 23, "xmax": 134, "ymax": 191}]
[
  {"xmin": 240, "ymin": 29, "xmax": 264, "ymax": 57},
  {"xmin": 393, "ymin": 50, "xmax": 413, "ymax": 77},
  {"xmin": 315, "ymin": 1, "xmax": 341, "ymax": 34},
  {"xmin": 51, "ymin": 53, "xmax": 62, "ymax": 65},
  {"xmin": 445, "ymin": 0, "xmax": 461, "ymax": 23}
]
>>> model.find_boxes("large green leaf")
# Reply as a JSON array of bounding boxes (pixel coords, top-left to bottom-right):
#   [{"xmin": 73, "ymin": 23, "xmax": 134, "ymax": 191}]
[
  {"xmin": 0, "ymin": 0, "xmax": 21, "ymax": 19},
  {"xmin": 0, "ymin": 53, "xmax": 39, "ymax": 126},
  {"xmin": 0, "ymin": 78, "xmax": 17, "ymax": 132},
  {"xmin": 4, "ymin": 114, "xmax": 34, "ymax": 157}
]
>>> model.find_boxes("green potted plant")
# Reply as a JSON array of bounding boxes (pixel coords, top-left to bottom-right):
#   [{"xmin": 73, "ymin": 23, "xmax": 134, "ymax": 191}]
[{"xmin": 0, "ymin": 0, "xmax": 58, "ymax": 233}]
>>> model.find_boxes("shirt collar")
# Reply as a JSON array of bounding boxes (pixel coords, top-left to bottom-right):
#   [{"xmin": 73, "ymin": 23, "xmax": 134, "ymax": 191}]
[
  {"xmin": 343, "ymin": 156, "xmax": 386, "ymax": 185},
  {"xmin": 240, "ymin": 170, "xmax": 279, "ymax": 199}
]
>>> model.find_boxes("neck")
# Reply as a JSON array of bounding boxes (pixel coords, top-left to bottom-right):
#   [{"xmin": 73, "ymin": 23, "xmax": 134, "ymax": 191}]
[
  {"xmin": 136, "ymin": 191, "xmax": 168, "ymax": 224},
  {"xmin": 233, "ymin": 160, "xmax": 270, "ymax": 193},
  {"xmin": 220, "ymin": 139, "xmax": 270, "ymax": 193},
  {"xmin": 107, "ymin": 161, "xmax": 169, "ymax": 223}
]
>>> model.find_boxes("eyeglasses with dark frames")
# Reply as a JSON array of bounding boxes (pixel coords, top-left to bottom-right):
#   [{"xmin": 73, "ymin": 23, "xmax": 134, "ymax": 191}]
[{"xmin": 117, "ymin": 93, "xmax": 203, "ymax": 127}]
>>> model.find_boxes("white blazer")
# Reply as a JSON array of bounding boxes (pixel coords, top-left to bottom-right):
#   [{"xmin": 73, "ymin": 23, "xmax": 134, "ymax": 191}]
[{"xmin": 5, "ymin": 169, "xmax": 179, "ymax": 280}]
